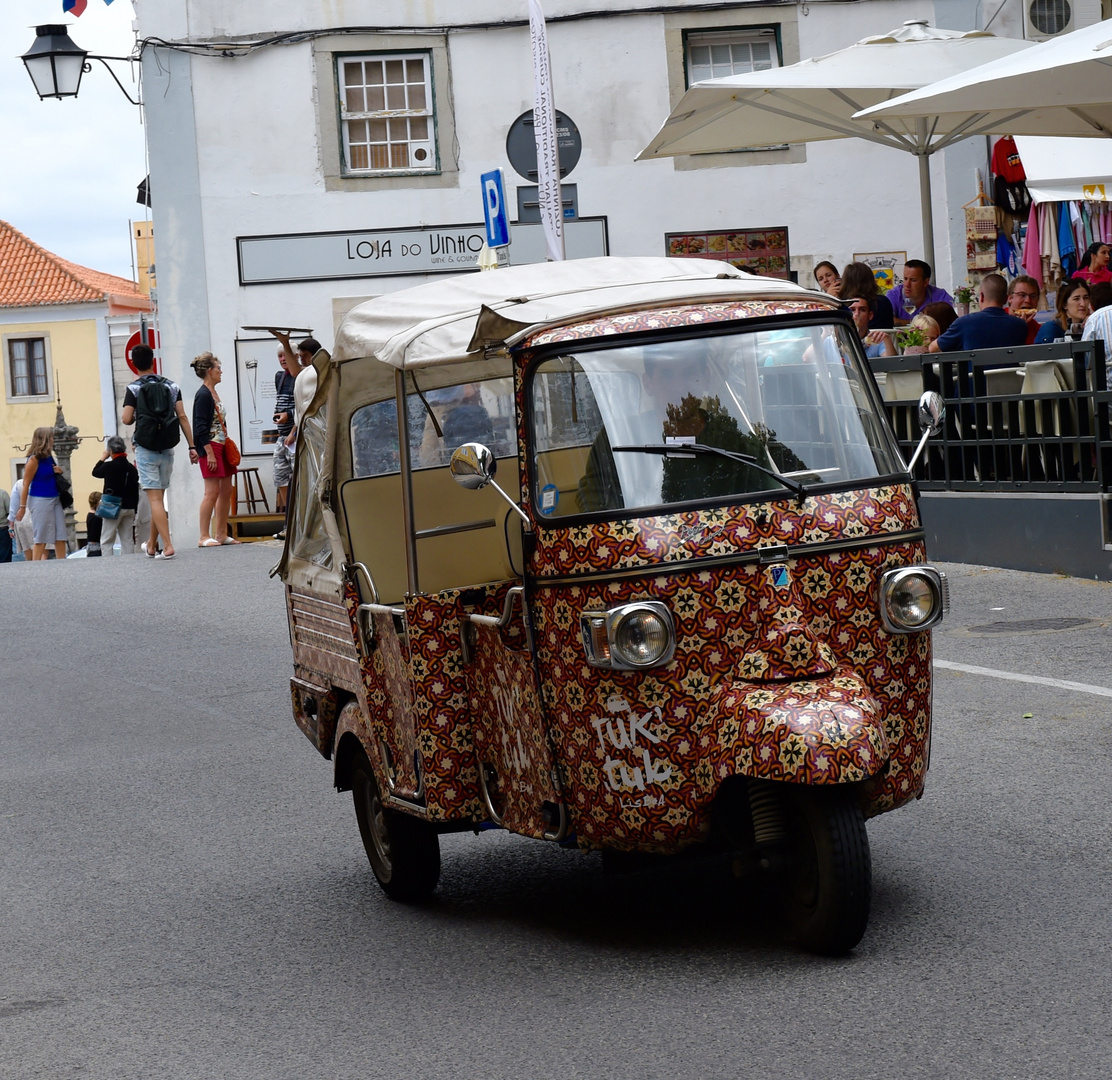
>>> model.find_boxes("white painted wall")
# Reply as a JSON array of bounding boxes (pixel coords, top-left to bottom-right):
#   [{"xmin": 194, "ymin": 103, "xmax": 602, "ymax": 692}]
[{"xmin": 137, "ymin": 0, "xmax": 996, "ymax": 542}]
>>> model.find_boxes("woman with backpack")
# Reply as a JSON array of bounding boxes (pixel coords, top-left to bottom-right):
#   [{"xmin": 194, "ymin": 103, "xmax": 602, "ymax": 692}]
[
  {"xmin": 191, "ymin": 352, "xmax": 241, "ymax": 546},
  {"xmin": 13, "ymin": 427, "xmax": 68, "ymax": 560}
]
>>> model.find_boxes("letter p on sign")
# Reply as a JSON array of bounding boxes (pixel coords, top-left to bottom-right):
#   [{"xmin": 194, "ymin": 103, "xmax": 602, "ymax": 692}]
[{"xmin": 481, "ymin": 169, "xmax": 511, "ymax": 249}]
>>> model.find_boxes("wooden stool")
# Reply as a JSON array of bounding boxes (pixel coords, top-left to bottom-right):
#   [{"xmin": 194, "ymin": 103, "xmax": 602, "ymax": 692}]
[{"xmin": 234, "ymin": 467, "xmax": 270, "ymax": 514}]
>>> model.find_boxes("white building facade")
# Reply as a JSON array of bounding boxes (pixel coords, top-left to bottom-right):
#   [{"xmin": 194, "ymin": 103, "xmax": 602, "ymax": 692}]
[{"xmin": 133, "ymin": 0, "xmax": 1096, "ymax": 537}]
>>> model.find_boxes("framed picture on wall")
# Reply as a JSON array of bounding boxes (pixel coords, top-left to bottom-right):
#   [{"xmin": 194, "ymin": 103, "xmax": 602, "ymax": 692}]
[
  {"xmin": 234, "ymin": 337, "xmax": 286, "ymax": 458},
  {"xmin": 666, "ymin": 227, "xmax": 790, "ymax": 279},
  {"xmin": 853, "ymin": 251, "xmax": 906, "ymax": 293}
]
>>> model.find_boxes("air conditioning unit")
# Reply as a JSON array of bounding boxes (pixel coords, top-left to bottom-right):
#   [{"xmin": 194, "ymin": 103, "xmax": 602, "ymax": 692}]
[{"xmin": 1023, "ymin": 0, "xmax": 1101, "ymax": 39}]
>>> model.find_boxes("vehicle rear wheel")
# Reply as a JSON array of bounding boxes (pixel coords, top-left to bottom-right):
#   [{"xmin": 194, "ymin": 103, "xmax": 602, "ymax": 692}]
[
  {"xmin": 351, "ymin": 753, "xmax": 440, "ymax": 902},
  {"xmin": 784, "ymin": 787, "xmax": 871, "ymax": 955}
]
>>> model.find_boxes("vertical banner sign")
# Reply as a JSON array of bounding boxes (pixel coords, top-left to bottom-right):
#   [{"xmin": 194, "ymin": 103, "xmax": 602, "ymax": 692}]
[{"xmin": 528, "ymin": 0, "xmax": 565, "ymax": 262}]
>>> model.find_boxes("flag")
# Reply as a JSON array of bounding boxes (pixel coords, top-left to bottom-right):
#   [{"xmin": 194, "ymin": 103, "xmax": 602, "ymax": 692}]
[
  {"xmin": 63, "ymin": 0, "xmax": 88, "ymax": 14},
  {"xmin": 528, "ymin": 0, "xmax": 565, "ymax": 262}
]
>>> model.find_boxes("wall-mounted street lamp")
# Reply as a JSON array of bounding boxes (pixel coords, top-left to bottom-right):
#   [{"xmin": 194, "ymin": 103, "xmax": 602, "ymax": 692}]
[{"xmin": 21, "ymin": 24, "xmax": 139, "ymax": 105}]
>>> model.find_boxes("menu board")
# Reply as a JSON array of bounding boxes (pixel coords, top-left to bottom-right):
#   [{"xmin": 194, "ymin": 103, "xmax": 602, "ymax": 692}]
[{"xmin": 665, "ymin": 227, "xmax": 790, "ymax": 279}]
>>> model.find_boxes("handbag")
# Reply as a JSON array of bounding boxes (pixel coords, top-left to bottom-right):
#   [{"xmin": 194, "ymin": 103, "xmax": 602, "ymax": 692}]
[
  {"xmin": 54, "ymin": 473, "xmax": 74, "ymax": 510},
  {"xmin": 96, "ymin": 492, "xmax": 123, "ymax": 520},
  {"xmin": 218, "ymin": 411, "xmax": 241, "ymax": 468}
]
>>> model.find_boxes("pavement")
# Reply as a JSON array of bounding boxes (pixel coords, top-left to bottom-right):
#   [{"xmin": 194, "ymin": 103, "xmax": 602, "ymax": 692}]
[{"xmin": 2, "ymin": 548, "xmax": 1111, "ymax": 1079}]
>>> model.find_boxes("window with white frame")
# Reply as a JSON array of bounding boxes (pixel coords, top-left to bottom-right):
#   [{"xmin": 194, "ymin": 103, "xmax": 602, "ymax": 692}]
[
  {"xmin": 685, "ymin": 29, "xmax": 779, "ymax": 85},
  {"xmin": 338, "ymin": 53, "xmax": 436, "ymax": 173},
  {"xmin": 8, "ymin": 338, "xmax": 48, "ymax": 398}
]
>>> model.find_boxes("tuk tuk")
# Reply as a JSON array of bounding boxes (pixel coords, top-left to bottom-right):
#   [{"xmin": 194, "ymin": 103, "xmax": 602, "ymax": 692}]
[{"xmin": 276, "ymin": 256, "xmax": 947, "ymax": 954}]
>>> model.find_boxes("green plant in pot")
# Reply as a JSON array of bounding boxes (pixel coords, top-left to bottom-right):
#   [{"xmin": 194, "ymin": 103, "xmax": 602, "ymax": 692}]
[{"xmin": 897, "ymin": 326, "xmax": 929, "ymax": 354}]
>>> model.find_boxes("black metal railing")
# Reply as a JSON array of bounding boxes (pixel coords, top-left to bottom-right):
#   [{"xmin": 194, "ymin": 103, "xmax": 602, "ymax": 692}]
[{"xmin": 872, "ymin": 340, "xmax": 1112, "ymax": 492}]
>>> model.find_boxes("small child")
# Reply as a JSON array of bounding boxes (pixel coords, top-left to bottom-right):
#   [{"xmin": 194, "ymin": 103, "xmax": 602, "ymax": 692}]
[{"xmin": 86, "ymin": 492, "xmax": 103, "ymax": 557}]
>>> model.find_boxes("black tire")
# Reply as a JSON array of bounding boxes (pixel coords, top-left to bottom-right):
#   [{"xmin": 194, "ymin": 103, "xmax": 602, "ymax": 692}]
[
  {"xmin": 784, "ymin": 787, "xmax": 871, "ymax": 955},
  {"xmin": 351, "ymin": 754, "xmax": 440, "ymax": 902}
]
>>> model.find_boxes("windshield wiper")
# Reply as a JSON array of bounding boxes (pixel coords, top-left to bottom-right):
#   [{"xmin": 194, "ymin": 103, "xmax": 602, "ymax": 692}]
[{"xmin": 611, "ymin": 443, "xmax": 808, "ymax": 502}]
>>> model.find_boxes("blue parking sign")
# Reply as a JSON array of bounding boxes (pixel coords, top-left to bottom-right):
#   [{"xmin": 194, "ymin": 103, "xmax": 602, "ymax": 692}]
[{"xmin": 481, "ymin": 169, "xmax": 511, "ymax": 248}]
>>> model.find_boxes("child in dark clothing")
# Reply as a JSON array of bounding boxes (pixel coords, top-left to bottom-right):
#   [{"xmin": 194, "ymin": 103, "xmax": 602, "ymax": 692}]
[{"xmin": 86, "ymin": 492, "xmax": 103, "ymax": 557}]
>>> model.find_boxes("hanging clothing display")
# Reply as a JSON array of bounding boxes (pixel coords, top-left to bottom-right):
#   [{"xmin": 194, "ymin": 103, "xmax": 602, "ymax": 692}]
[
  {"xmin": 1058, "ymin": 202, "xmax": 1077, "ymax": 280},
  {"xmin": 1022, "ymin": 201, "xmax": 1042, "ymax": 286}
]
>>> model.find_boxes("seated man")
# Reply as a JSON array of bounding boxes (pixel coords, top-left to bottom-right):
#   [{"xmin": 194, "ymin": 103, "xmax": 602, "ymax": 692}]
[
  {"xmin": 887, "ymin": 259, "xmax": 954, "ymax": 325},
  {"xmin": 846, "ymin": 297, "xmax": 896, "ymax": 359},
  {"xmin": 1006, "ymin": 275, "xmax": 1041, "ymax": 346},
  {"xmin": 929, "ymin": 274, "xmax": 1027, "ymax": 354}
]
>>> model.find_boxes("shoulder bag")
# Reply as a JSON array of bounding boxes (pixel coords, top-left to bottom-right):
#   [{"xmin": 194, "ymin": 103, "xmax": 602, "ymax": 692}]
[
  {"xmin": 219, "ymin": 412, "xmax": 242, "ymax": 468},
  {"xmin": 54, "ymin": 472, "xmax": 74, "ymax": 510},
  {"xmin": 96, "ymin": 492, "xmax": 123, "ymax": 519}
]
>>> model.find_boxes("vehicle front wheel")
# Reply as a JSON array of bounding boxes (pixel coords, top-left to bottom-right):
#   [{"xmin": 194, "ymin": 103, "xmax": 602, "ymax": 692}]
[
  {"xmin": 351, "ymin": 753, "xmax": 440, "ymax": 902},
  {"xmin": 784, "ymin": 787, "xmax": 871, "ymax": 955}
]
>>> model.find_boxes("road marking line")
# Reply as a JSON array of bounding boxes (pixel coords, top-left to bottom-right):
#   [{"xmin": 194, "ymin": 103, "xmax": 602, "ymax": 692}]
[{"xmin": 935, "ymin": 660, "xmax": 1112, "ymax": 699}]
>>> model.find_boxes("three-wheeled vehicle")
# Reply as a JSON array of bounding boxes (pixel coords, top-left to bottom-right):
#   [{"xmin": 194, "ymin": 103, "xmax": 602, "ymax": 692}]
[{"xmin": 276, "ymin": 256, "xmax": 947, "ymax": 954}]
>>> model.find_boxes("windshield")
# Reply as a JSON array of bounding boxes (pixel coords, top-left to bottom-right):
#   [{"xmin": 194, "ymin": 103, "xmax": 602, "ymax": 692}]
[{"xmin": 529, "ymin": 323, "xmax": 901, "ymax": 518}]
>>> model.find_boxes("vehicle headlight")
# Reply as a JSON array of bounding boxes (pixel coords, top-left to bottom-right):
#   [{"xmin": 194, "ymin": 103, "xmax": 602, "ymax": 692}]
[
  {"xmin": 580, "ymin": 602, "xmax": 675, "ymax": 670},
  {"xmin": 878, "ymin": 566, "xmax": 949, "ymax": 633}
]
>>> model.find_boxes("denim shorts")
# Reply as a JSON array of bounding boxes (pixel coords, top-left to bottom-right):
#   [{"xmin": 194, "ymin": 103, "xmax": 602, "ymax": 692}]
[{"xmin": 135, "ymin": 446, "xmax": 175, "ymax": 490}]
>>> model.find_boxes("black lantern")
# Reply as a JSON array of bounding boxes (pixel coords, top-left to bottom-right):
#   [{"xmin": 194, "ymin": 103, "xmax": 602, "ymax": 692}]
[
  {"xmin": 21, "ymin": 24, "xmax": 139, "ymax": 105},
  {"xmin": 22, "ymin": 25, "xmax": 89, "ymax": 100}
]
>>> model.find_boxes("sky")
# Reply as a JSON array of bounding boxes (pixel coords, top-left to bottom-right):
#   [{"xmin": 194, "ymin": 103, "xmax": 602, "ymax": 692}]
[{"xmin": 2, "ymin": 0, "xmax": 146, "ymax": 281}]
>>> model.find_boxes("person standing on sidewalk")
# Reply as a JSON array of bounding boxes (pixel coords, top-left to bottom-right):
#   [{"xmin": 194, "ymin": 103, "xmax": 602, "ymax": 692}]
[
  {"xmin": 0, "ymin": 486, "xmax": 11, "ymax": 563},
  {"xmin": 121, "ymin": 345, "xmax": 199, "ymax": 560},
  {"xmin": 14, "ymin": 427, "xmax": 68, "ymax": 561},
  {"xmin": 7, "ymin": 477, "xmax": 34, "ymax": 561},
  {"xmin": 92, "ymin": 436, "xmax": 140, "ymax": 554},
  {"xmin": 271, "ymin": 345, "xmax": 297, "ymax": 514}
]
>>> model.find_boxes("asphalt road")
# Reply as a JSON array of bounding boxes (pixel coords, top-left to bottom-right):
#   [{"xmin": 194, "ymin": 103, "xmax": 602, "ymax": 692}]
[{"xmin": 2, "ymin": 546, "xmax": 1111, "ymax": 1079}]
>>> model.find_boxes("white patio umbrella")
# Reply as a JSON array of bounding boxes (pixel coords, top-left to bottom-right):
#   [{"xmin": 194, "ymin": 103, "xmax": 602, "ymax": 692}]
[
  {"xmin": 638, "ymin": 20, "xmax": 1033, "ymax": 266},
  {"xmin": 854, "ymin": 18, "xmax": 1112, "ymax": 140}
]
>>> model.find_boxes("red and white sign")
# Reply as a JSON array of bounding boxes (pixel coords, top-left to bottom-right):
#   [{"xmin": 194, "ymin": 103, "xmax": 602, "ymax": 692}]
[{"xmin": 125, "ymin": 329, "xmax": 160, "ymax": 375}]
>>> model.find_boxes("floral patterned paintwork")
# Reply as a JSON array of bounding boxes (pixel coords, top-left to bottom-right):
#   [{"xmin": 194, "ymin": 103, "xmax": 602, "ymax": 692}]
[
  {"xmin": 466, "ymin": 623, "xmax": 562, "ymax": 839},
  {"xmin": 527, "ymin": 299, "xmax": 831, "ymax": 350},
  {"xmin": 526, "ymin": 528, "xmax": 931, "ymax": 853},
  {"xmin": 709, "ymin": 667, "xmax": 889, "ymax": 785},
  {"xmin": 526, "ymin": 486, "xmax": 920, "ymax": 578}
]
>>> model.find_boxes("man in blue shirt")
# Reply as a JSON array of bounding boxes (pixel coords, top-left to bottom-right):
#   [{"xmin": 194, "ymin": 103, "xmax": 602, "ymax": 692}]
[
  {"xmin": 929, "ymin": 274, "xmax": 1027, "ymax": 352},
  {"xmin": 887, "ymin": 259, "xmax": 954, "ymax": 324}
]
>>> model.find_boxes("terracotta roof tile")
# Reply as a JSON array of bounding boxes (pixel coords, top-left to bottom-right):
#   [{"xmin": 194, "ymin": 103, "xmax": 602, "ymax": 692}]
[{"xmin": 0, "ymin": 219, "xmax": 146, "ymax": 309}]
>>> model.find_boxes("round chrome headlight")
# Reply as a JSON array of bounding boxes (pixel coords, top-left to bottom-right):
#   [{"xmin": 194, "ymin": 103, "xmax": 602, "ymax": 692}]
[
  {"xmin": 879, "ymin": 567, "xmax": 948, "ymax": 633},
  {"xmin": 612, "ymin": 606, "xmax": 673, "ymax": 668}
]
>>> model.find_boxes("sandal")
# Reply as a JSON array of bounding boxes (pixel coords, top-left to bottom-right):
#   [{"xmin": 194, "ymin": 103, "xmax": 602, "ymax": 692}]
[
  {"xmin": 220, "ymin": 536, "xmax": 243, "ymax": 545},
  {"xmin": 155, "ymin": 551, "xmax": 176, "ymax": 560},
  {"xmin": 199, "ymin": 538, "xmax": 221, "ymax": 547}
]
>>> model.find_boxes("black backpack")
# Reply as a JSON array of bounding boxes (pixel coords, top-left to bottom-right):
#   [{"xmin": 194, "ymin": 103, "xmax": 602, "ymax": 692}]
[{"xmin": 133, "ymin": 375, "xmax": 181, "ymax": 451}]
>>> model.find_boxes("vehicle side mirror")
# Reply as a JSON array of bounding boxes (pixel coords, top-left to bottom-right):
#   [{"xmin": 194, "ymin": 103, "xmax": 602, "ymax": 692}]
[
  {"xmin": 449, "ymin": 442, "xmax": 497, "ymax": 489},
  {"xmin": 449, "ymin": 442, "xmax": 532, "ymax": 529},
  {"xmin": 907, "ymin": 391, "xmax": 945, "ymax": 472},
  {"xmin": 918, "ymin": 391, "xmax": 944, "ymax": 436}
]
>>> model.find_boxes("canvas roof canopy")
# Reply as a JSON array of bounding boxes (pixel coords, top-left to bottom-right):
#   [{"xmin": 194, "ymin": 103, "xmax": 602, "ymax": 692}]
[
  {"xmin": 638, "ymin": 20, "xmax": 1034, "ymax": 266},
  {"xmin": 855, "ymin": 19, "xmax": 1112, "ymax": 139},
  {"xmin": 331, "ymin": 256, "xmax": 833, "ymax": 403}
]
